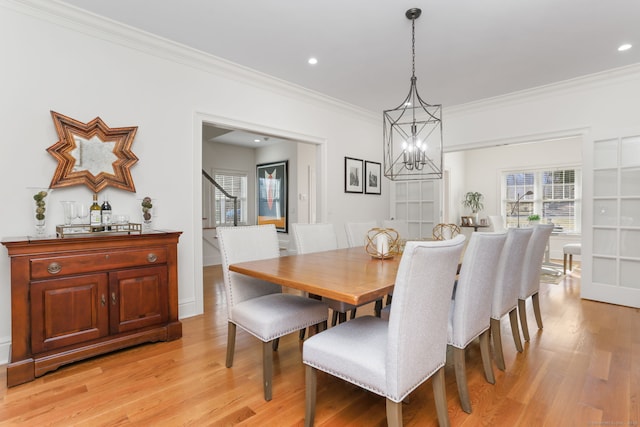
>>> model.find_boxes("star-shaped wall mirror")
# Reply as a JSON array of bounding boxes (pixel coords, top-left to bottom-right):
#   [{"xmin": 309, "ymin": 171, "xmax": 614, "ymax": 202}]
[{"xmin": 47, "ymin": 111, "xmax": 139, "ymax": 193}]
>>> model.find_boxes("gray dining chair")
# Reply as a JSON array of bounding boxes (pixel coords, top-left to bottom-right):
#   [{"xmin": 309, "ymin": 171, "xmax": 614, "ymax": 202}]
[
  {"xmin": 216, "ymin": 224, "xmax": 328, "ymax": 401},
  {"xmin": 518, "ymin": 224, "xmax": 554, "ymax": 341},
  {"xmin": 292, "ymin": 223, "xmax": 363, "ymax": 326},
  {"xmin": 448, "ymin": 231, "xmax": 507, "ymax": 413},
  {"xmin": 303, "ymin": 235, "xmax": 466, "ymax": 427},
  {"xmin": 490, "ymin": 227, "xmax": 533, "ymax": 371}
]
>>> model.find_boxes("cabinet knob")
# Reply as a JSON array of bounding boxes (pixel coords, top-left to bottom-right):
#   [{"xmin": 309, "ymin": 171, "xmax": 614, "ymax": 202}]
[
  {"xmin": 111, "ymin": 292, "xmax": 117, "ymax": 305},
  {"xmin": 47, "ymin": 262, "xmax": 62, "ymax": 275},
  {"xmin": 147, "ymin": 253, "xmax": 158, "ymax": 263},
  {"xmin": 101, "ymin": 294, "xmax": 106, "ymax": 306}
]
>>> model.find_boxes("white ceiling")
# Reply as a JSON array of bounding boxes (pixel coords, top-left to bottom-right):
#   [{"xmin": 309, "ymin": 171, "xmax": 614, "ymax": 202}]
[{"xmin": 60, "ymin": 0, "xmax": 640, "ymax": 113}]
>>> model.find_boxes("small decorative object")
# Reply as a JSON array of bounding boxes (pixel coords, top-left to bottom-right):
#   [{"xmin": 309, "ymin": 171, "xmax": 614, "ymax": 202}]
[
  {"xmin": 141, "ymin": 196, "xmax": 153, "ymax": 230},
  {"xmin": 33, "ymin": 190, "xmax": 48, "ymax": 235},
  {"xmin": 365, "ymin": 228, "xmax": 400, "ymax": 259},
  {"xmin": 528, "ymin": 214, "xmax": 541, "ymax": 225},
  {"xmin": 462, "ymin": 191, "xmax": 484, "ymax": 221}
]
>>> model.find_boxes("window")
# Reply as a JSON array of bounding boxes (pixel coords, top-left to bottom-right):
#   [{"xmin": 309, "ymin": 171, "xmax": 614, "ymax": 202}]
[
  {"xmin": 503, "ymin": 168, "xmax": 581, "ymax": 232},
  {"xmin": 213, "ymin": 172, "xmax": 247, "ymax": 226}
]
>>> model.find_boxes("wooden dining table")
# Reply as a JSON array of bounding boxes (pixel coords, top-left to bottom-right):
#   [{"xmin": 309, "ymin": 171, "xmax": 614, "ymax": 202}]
[{"xmin": 229, "ymin": 246, "xmax": 401, "ymax": 306}]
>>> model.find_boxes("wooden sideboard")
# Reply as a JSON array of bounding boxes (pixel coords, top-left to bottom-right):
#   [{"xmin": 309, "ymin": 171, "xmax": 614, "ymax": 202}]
[{"xmin": 1, "ymin": 231, "xmax": 182, "ymax": 387}]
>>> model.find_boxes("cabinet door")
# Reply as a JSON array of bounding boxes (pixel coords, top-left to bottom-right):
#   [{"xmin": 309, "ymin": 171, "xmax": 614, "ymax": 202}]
[
  {"xmin": 31, "ymin": 274, "xmax": 109, "ymax": 353},
  {"xmin": 109, "ymin": 266, "xmax": 169, "ymax": 334}
]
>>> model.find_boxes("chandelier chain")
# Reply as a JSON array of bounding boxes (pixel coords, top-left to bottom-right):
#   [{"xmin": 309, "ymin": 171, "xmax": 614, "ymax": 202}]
[{"xmin": 411, "ymin": 17, "xmax": 416, "ymax": 78}]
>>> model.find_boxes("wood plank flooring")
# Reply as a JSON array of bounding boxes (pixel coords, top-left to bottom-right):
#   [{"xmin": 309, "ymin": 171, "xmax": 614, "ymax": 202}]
[{"xmin": 1, "ymin": 263, "xmax": 639, "ymax": 426}]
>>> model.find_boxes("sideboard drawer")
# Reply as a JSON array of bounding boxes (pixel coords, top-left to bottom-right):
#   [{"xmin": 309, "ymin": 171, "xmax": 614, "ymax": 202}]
[{"xmin": 30, "ymin": 247, "xmax": 168, "ymax": 279}]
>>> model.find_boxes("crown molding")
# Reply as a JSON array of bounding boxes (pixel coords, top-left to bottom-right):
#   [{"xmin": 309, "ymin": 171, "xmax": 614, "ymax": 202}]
[
  {"xmin": 447, "ymin": 63, "xmax": 640, "ymax": 116},
  {"xmin": 2, "ymin": 0, "xmax": 378, "ymax": 124}
]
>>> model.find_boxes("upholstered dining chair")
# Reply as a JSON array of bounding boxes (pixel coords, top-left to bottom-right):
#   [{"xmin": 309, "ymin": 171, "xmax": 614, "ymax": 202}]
[
  {"xmin": 447, "ymin": 231, "xmax": 507, "ymax": 413},
  {"xmin": 490, "ymin": 227, "xmax": 533, "ymax": 371},
  {"xmin": 432, "ymin": 223, "xmax": 461, "ymax": 240},
  {"xmin": 292, "ymin": 223, "xmax": 362, "ymax": 326},
  {"xmin": 518, "ymin": 224, "xmax": 554, "ymax": 342},
  {"xmin": 345, "ymin": 220, "xmax": 378, "ymax": 247},
  {"xmin": 488, "ymin": 215, "xmax": 507, "ymax": 233},
  {"xmin": 216, "ymin": 224, "xmax": 328, "ymax": 401},
  {"xmin": 303, "ymin": 235, "xmax": 466, "ymax": 427}
]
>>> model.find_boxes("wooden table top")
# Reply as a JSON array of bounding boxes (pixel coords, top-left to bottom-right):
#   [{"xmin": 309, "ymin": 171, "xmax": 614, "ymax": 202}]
[{"xmin": 229, "ymin": 247, "xmax": 400, "ymax": 305}]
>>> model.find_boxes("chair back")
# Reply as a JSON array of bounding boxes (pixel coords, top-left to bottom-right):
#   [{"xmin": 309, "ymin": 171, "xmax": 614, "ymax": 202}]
[
  {"xmin": 386, "ymin": 234, "xmax": 466, "ymax": 401},
  {"xmin": 432, "ymin": 223, "xmax": 461, "ymax": 240},
  {"xmin": 216, "ymin": 225, "xmax": 282, "ymax": 319},
  {"xmin": 345, "ymin": 221, "xmax": 377, "ymax": 247},
  {"xmin": 382, "ymin": 219, "xmax": 410, "ymax": 240},
  {"xmin": 491, "ymin": 227, "xmax": 533, "ymax": 319},
  {"xmin": 519, "ymin": 224, "xmax": 554, "ymax": 299},
  {"xmin": 449, "ymin": 232, "xmax": 507, "ymax": 348},
  {"xmin": 488, "ymin": 215, "xmax": 506, "ymax": 233},
  {"xmin": 292, "ymin": 223, "xmax": 338, "ymax": 254}
]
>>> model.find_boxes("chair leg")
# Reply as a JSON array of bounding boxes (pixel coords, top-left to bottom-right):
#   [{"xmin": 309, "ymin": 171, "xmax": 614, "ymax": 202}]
[
  {"xmin": 532, "ymin": 292, "xmax": 543, "ymax": 330},
  {"xmin": 518, "ymin": 298, "xmax": 530, "ymax": 342},
  {"xmin": 432, "ymin": 366, "xmax": 451, "ymax": 427},
  {"xmin": 305, "ymin": 366, "xmax": 317, "ymax": 427},
  {"xmin": 331, "ymin": 311, "xmax": 339, "ymax": 327},
  {"xmin": 386, "ymin": 399, "xmax": 403, "ymax": 427},
  {"xmin": 272, "ymin": 337, "xmax": 279, "ymax": 351},
  {"xmin": 226, "ymin": 322, "xmax": 236, "ymax": 368},
  {"xmin": 263, "ymin": 341, "xmax": 273, "ymax": 401},
  {"xmin": 563, "ymin": 253, "xmax": 567, "ymax": 274},
  {"xmin": 569, "ymin": 254, "xmax": 573, "ymax": 272},
  {"xmin": 508, "ymin": 308, "xmax": 523, "ymax": 353},
  {"xmin": 452, "ymin": 346, "xmax": 472, "ymax": 413},
  {"xmin": 479, "ymin": 329, "xmax": 495, "ymax": 384},
  {"xmin": 299, "ymin": 329, "xmax": 306, "ymax": 340},
  {"xmin": 490, "ymin": 317, "xmax": 505, "ymax": 371},
  {"xmin": 338, "ymin": 312, "xmax": 347, "ymax": 324},
  {"xmin": 374, "ymin": 299, "xmax": 383, "ymax": 317}
]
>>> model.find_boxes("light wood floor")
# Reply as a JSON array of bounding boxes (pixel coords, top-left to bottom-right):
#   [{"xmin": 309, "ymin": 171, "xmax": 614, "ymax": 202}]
[{"xmin": 1, "ymin": 263, "xmax": 638, "ymax": 426}]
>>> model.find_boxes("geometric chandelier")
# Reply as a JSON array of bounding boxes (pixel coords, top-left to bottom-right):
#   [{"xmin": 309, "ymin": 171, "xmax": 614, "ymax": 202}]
[{"xmin": 383, "ymin": 8, "xmax": 443, "ymax": 181}]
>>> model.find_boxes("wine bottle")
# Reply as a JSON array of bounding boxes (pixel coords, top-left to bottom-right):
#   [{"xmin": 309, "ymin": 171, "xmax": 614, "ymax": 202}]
[
  {"xmin": 90, "ymin": 193, "xmax": 103, "ymax": 232},
  {"xmin": 101, "ymin": 197, "xmax": 112, "ymax": 231}
]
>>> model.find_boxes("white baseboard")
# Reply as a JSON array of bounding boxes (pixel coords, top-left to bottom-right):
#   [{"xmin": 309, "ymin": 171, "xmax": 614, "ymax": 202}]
[{"xmin": 0, "ymin": 336, "xmax": 10, "ymax": 365}]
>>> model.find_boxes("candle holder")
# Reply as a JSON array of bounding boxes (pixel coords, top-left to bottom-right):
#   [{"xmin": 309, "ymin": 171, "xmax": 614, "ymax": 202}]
[{"xmin": 365, "ymin": 228, "xmax": 400, "ymax": 259}]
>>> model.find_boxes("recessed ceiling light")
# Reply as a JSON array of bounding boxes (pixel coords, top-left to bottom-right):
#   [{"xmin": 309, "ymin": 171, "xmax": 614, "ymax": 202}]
[
  {"xmin": 254, "ymin": 139, "xmax": 261, "ymax": 143},
  {"xmin": 308, "ymin": 57, "xmax": 318, "ymax": 65},
  {"xmin": 618, "ymin": 43, "xmax": 632, "ymax": 52}
]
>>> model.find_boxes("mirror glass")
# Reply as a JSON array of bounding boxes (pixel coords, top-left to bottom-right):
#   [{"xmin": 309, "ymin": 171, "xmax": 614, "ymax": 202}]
[
  {"xmin": 47, "ymin": 111, "xmax": 138, "ymax": 193},
  {"xmin": 71, "ymin": 135, "xmax": 117, "ymax": 175}
]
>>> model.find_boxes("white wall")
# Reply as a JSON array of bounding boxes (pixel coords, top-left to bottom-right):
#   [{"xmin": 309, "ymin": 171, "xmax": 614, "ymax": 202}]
[{"xmin": 0, "ymin": 1, "xmax": 388, "ymax": 364}]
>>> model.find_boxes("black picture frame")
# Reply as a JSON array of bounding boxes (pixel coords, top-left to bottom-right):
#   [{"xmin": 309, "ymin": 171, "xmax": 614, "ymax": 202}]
[
  {"xmin": 364, "ymin": 161, "xmax": 382, "ymax": 195},
  {"xmin": 344, "ymin": 157, "xmax": 363, "ymax": 193},
  {"xmin": 257, "ymin": 160, "xmax": 288, "ymax": 233}
]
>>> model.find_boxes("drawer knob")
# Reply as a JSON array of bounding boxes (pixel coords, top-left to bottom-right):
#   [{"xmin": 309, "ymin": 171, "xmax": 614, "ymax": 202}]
[
  {"xmin": 47, "ymin": 262, "xmax": 62, "ymax": 274},
  {"xmin": 147, "ymin": 253, "xmax": 158, "ymax": 263}
]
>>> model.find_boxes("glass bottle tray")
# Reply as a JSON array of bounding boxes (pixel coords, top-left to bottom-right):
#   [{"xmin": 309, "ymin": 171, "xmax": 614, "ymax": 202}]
[{"xmin": 56, "ymin": 223, "xmax": 142, "ymax": 238}]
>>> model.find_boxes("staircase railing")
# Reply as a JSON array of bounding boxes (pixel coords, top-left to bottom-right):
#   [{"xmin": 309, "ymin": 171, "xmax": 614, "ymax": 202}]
[{"xmin": 202, "ymin": 169, "xmax": 238, "ymax": 227}]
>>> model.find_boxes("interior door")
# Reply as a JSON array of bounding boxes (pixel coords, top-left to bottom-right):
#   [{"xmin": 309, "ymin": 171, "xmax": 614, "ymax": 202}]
[
  {"xmin": 389, "ymin": 179, "xmax": 442, "ymax": 239},
  {"xmin": 583, "ymin": 131, "xmax": 640, "ymax": 308}
]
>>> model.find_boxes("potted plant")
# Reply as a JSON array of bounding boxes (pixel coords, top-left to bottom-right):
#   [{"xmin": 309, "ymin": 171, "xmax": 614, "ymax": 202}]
[
  {"xmin": 528, "ymin": 214, "xmax": 541, "ymax": 225},
  {"xmin": 462, "ymin": 191, "xmax": 484, "ymax": 221}
]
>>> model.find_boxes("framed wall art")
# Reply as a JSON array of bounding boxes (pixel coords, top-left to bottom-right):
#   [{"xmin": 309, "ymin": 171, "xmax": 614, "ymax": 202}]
[
  {"xmin": 344, "ymin": 157, "xmax": 363, "ymax": 193},
  {"xmin": 257, "ymin": 160, "xmax": 288, "ymax": 233},
  {"xmin": 364, "ymin": 161, "xmax": 382, "ymax": 195}
]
